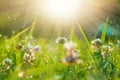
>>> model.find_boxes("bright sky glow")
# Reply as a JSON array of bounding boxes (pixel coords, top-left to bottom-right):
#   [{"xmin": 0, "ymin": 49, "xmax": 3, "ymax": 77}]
[{"xmin": 41, "ymin": 0, "xmax": 81, "ymax": 19}]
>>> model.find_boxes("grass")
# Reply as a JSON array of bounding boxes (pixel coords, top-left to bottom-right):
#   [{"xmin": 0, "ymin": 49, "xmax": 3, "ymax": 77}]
[
  {"xmin": 101, "ymin": 18, "xmax": 109, "ymax": 43},
  {"xmin": 0, "ymin": 20, "xmax": 120, "ymax": 80}
]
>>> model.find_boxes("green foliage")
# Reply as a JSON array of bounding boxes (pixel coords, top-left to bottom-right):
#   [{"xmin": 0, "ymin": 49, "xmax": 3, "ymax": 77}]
[{"xmin": 0, "ymin": 20, "xmax": 120, "ymax": 80}]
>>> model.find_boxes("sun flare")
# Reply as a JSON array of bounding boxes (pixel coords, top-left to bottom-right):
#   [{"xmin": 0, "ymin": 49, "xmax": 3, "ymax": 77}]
[{"xmin": 41, "ymin": 0, "xmax": 81, "ymax": 19}]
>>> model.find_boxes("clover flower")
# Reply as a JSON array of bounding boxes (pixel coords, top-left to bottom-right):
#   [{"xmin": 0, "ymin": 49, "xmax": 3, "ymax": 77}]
[
  {"xmin": 102, "ymin": 45, "xmax": 113, "ymax": 53},
  {"xmin": 64, "ymin": 41, "xmax": 76, "ymax": 53},
  {"xmin": 30, "ymin": 53, "xmax": 35, "ymax": 62},
  {"xmin": 23, "ymin": 53, "xmax": 35, "ymax": 63},
  {"xmin": 22, "ymin": 44, "xmax": 41, "ymax": 64},
  {"xmin": 102, "ymin": 45, "xmax": 113, "ymax": 59},
  {"xmin": 32, "ymin": 45, "xmax": 40, "ymax": 53},
  {"xmin": 91, "ymin": 38, "xmax": 102, "ymax": 46},
  {"xmin": 56, "ymin": 37, "xmax": 67, "ymax": 44},
  {"xmin": 91, "ymin": 38, "xmax": 102, "ymax": 52},
  {"xmin": 62, "ymin": 50, "xmax": 81, "ymax": 65},
  {"xmin": 23, "ymin": 53, "xmax": 31, "ymax": 63},
  {"xmin": 22, "ymin": 43, "xmax": 32, "ymax": 52},
  {"xmin": 3, "ymin": 58, "xmax": 12, "ymax": 70},
  {"xmin": 23, "ymin": 45, "xmax": 40, "ymax": 63},
  {"xmin": 72, "ymin": 50, "xmax": 79, "ymax": 59},
  {"xmin": 15, "ymin": 43, "xmax": 23, "ymax": 50}
]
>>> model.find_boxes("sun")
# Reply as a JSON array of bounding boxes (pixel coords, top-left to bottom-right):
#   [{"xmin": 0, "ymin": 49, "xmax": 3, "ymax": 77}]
[{"xmin": 41, "ymin": 0, "xmax": 81, "ymax": 19}]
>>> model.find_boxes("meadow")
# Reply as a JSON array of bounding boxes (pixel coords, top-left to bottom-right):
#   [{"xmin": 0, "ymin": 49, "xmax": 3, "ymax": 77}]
[{"xmin": 0, "ymin": 19, "xmax": 120, "ymax": 80}]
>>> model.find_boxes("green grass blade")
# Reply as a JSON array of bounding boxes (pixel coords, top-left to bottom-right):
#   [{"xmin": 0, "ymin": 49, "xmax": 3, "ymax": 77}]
[
  {"xmin": 76, "ymin": 21, "xmax": 90, "ymax": 48},
  {"xmin": 76, "ymin": 21, "xmax": 95, "ymax": 66},
  {"xmin": 101, "ymin": 18, "xmax": 109, "ymax": 43},
  {"xmin": 27, "ymin": 17, "xmax": 37, "ymax": 40},
  {"xmin": 9, "ymin": 27, "xmax": 30, "ymax": 42},
  {"xmin": 69, "ymin": 27, "xmax": 75, "ymax": 40}
]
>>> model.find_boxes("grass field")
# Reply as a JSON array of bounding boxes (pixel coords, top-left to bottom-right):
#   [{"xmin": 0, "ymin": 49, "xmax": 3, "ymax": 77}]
[{"xmin": 0, "ymin": 19, "xmax": 120, "ymax": 80}]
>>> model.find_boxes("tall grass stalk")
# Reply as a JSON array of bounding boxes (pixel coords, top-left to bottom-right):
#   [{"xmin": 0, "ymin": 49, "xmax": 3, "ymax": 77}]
[{"xmin": 101, "ymin": 18, "xmax": 109, "ymax": 43}]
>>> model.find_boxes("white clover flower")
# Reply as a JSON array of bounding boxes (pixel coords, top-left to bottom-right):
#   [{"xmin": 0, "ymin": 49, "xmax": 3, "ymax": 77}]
[
  {"xmin": 32, "ymin": 45, "xmax": 40, "ymax": 53},
  {"xmin": 64, "ymin": 41, "xmax": 76, "ymax": 52},
  {"xmin": 62, "ymin": 55, "xmax": 73, "ymax": 63},
  {"xmin": 102, "ymin": 45, "xmax": 113, "ymax": 59},
  {"xmin": 30, "ymin": 53, "xmax": 35, "ymax": 61},
  {"xmin": 22, "ymin": 43, "xmax": 32, "ymax": 52},
  {"xmin": 3, "ymin": 58, "xmax": 12, "ymax": 66},
  {"xmin": 91, "ymin": 38, "xmax": 102, "ymax": 52},
  {"xmin": 22, "ymin": 44, "xmax": 41, "ymax": 64},
  {"xmin": 15, "ymin": 43, "xmax": 23, "ymax": 50},
  {"xmin": 102, "ymin": 45, "xmax": 108, "ymax": 58},
  {"xmin": 23, "ymin": 53, "xmax": 30, "ymax": 59},
  {"xmin": 62, "ymin": 50, "xmax": 81, "ymax": 65},
  {"xmin": 72, "ymin": 50, "xmax": 79, "ymax": 59},
  {"xmin": 23, "ymin": 53, "xmax": 30, "ymax": 63},
  {"xmin": 91, "ymin": 38, "xmax": 102, "ymax": 46},
  {"xmin": 56, "ymin": 37, "xmax": 67, "ymax": 44},
  {"xmin": 3, "ymin": 58, "xmax": 12, "ymax": 70},
  {"xmin": 91, "ymin": 45, "xmax": 100, "ymax": 52},
  {"xmin": 23, "ymin": 51, "xmax": 36, "ymax": 63},
  {"xmin": 18, "ymin": 71, "xmax": 24, "ymax": 77},
  {"xmin": 102, "ymin": 45, "xmax": 113, "ymax": 53}
]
